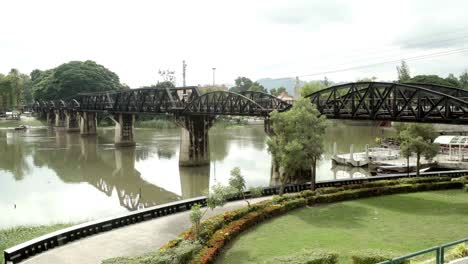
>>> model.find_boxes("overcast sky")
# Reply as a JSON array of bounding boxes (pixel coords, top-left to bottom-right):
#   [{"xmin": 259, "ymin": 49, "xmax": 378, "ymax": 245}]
[{"xmin": 1, "ymin": 0, "xmax": 468, "ymax": 87}]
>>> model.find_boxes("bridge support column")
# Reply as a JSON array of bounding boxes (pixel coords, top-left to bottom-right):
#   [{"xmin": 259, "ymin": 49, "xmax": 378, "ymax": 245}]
[
  {"xmin": 114, "ymin": 113, "xmax": 136, "ymax": 147},
  {"xmin": 65, "ymin": 111, "xmax": 80, "ymax": 133},
  {"xmin": 177, "ymin": 115, "xmax": 215, "ymax": 166},
  {"xmin": 46, "ymin": 111, "xmax": 55, "ymax": 126},
  {"xmin": 80, "ymin": 112, "xmax": 97, "ymax": 136},
  {"xmin": 55, "ymin": 110, "xmax": 66, "ymax": 128}
]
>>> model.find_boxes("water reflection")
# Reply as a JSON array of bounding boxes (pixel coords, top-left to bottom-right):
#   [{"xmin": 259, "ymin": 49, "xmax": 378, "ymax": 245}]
[
  {"xmin": 330, "ymin": 163, "xmax": 371, "ymax": 179},
  {"xmin": 0, "ymin": 121, "xmax": 394, "ymax": 227}
]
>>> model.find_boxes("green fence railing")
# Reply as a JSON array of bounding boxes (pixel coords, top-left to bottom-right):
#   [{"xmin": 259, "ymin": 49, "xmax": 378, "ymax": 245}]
[{"xmin": 377, "ymin": 237, "xmax": 468, "ymax": 264}]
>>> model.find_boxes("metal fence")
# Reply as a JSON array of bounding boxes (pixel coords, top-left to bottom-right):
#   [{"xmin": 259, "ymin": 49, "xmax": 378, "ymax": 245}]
[
  {"xmin": 4, "ymin": 169, "xmax": 468, "ymax": 264},
  {"xmin": 378, "ymin": 238, "xmax": 468, "ymax": 264}
]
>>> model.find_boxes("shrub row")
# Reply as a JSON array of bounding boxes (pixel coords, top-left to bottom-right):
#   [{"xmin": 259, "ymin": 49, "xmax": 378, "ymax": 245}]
[{"xmin": 263, "ymin": 249, "xmax": 338, "ymax": 264}]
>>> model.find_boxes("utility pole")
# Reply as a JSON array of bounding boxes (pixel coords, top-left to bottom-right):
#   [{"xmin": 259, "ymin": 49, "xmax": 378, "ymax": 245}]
[
  {"xmin": 212, "ymin": 67, "xmax": 216, "ymax": 87},
  {"xmin": 182, "ymin": 60, "xmax": 187, "ymax": 86}
]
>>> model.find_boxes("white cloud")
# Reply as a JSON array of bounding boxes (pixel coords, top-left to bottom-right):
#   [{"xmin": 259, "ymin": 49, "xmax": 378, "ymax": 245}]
[{"xmin": 1, "ymin": 0, "xmax": 467, "ymax": 88}]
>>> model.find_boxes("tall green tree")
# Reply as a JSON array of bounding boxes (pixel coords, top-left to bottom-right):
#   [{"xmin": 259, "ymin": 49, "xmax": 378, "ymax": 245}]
[
  {"xmin": 230, "ymin": 77, "xmax": 266, "ymax": 93},
  {"xmin": 300, "ymin": 81, "xmax": 327, "ymax": 97},
  {"xmin": 270, "ymin": 87, "xmax": 287, "ymax": 96},
  {"xmin": 460, "ymin": 70, "xmax": 468, "ymax": 90},
  {"xmin": 0, "ymin": 69, "xmax": 31, "ymax": 111},
  {"xmin": 267, "ymin": 98, "xmax": 327, "ymax": 192},
  {"xmin": 32, "ymin": 60, "xmax": 123, "ymax": 100},
  {"xmin": 396, "ymin": 123, "xmax": 439, "ymax": 176},
  {"xmin": 445, "ymin": 73, "xmax": 461, "ymax": 88},
  {"xmin": 397, "ymin": 60, "xmax": 411, "ymax": 82}
]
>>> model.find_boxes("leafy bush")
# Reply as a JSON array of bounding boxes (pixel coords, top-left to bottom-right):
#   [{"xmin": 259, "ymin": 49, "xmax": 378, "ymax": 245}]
[
  {"xmin": 301, "ymin": 190, "xmax": 316, "ymax": 198},
  {"xmin": 464, "ymin": 184, "xmax": 468, "ymax": 192},
  {"xmin": 351, "ymin": 250, "xmax": 391, "ymax": 264},
  {"xmin": 316, "ymin": 187, "xmax": 344, "ymax": 195},
  {"xmin": 398, "ymin": 176, "xmax": 451, "ymax": 184},
  {"xmin": 445, "ymin": 243, "xmax": 468, "ymax": 262},
  {"xmin": 263, "ymin": 250, "xmax": 338, "ymax": 264},
  {"xmin": 103, "ymin": 240, "xmax": 201, "ymax": 264}
]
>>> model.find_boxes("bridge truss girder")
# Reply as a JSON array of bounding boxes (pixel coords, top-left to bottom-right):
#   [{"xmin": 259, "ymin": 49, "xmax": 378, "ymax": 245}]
[{"xmin": 306, "ymin": 82, "xmax": 468, "ymax": 124}]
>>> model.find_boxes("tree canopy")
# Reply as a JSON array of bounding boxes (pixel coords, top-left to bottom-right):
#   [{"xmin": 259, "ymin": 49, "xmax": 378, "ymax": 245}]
[
  {"xmin": 230, "ymin": 76, "xmax": 267, "ymax": 93},
  {"xmin": 32, "ymin": 60, "xmax": 123, "ymax": 101},
  {"xmin": 300, "ymin": 81, "xmax": 328, "ymax": 97},
  {"xmin": 270, "ymin": 87, "xmax": 287, "ymax": 96},
  {"xmin": 396, "ymin": 123, "xmax": 439, "ymax": 176},
  {"xmin": 460, "ymin": 70, "xmax": 468, "ymax": 90},
  {"xmin": 267, "ymin": 98, "xmax": 328, "ymax": 191},
  {"xmin": 396, "ymin": 60, "xmax": 411, "ymax": 82},
  {"xmin": 407, "ymin": 75, "xmax": 460, "ymax": 88},
  {"xmin": 0, "ymin": 69, "xmax": 32, "ymax": 111}
]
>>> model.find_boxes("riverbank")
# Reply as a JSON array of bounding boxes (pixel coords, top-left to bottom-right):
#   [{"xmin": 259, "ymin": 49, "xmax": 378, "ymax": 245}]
[{"xmin": 0, "ymin": 224, "xmax": 73, "ymax": 264}]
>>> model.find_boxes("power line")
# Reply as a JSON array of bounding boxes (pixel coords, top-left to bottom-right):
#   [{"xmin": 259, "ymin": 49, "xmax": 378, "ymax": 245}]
[{"xmin": 273, "ymin": 47, "xmax": 468, "ymax": 80}]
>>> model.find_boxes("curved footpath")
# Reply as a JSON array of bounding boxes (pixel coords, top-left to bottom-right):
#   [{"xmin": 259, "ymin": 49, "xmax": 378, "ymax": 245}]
[{"xmin": 22, "ymin": 197, "xmax": 270, "ymax": 264}]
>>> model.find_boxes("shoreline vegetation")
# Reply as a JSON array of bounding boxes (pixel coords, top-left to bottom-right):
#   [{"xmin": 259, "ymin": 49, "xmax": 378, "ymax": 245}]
[
  {"xmin": 0, "ymin": 224, "xmax": 74, "ymax": 264},
  {"xmin": 0, "ymin": 117, "xmax": 253, "ymax": 130}
]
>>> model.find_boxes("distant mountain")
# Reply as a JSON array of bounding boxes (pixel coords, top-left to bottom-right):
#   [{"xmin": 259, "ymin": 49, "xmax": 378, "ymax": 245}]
[{"xmin": 256, "ymin": 78, "xmax": 304, "ymax": 96}]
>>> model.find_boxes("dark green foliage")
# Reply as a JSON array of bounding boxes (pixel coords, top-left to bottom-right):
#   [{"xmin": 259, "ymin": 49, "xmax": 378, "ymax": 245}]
[
  {"xmin": 0, "ymin": 69, "xmax": 32, "ymax": 111},
  {"xmin": 351, "ymin": 250, "xmax": 393, "ymax": 264},
  {"xmin": 264, "ymin": 250, "xmax": 338, "ymax": 264},
  {"xmin": 396, "ymin": 61, "xmax": 411, "ymax": 82},
  {"xmin": 460, "ymin": 70, "xmax": 468, "ymax": 90},
  {"xmin": 102, "ymin": 240, "xmax": 201, "ymax": 264},
  {"xmin": 407, "ymin": 75, "xmax": 460, "ymax": 88},
  {"xmin": 270, "ymin": 86, "xmax": 287, "ymax": 96},
  {"xmin": 230, "ymin": 76, "xmax": 267, "ymax": 93},
  {"xmin": 351, "ymin": 250, "xmax": 410, "ymax": 264},
  {"xmin": 32, "ymin": 60, "xmax": 123, "ymax": 100}
]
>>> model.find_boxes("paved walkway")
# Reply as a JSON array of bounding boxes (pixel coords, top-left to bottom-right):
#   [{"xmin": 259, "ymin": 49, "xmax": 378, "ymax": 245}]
[{"xmin": 23, "ymin": 197, "xmax": 270, "ymax": 264}]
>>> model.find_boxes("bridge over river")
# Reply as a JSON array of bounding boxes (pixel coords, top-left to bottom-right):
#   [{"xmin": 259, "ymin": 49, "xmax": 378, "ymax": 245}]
[{"xmin": 34, "ymin": 82, "xmax": 468, "ymax": 166}]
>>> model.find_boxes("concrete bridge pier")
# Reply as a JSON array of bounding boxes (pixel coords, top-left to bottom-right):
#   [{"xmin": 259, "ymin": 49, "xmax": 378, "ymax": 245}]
[
  {"xmin": 80, "ymin": 112, "xmax": 97, "ymax": 136},
  {"xmin": 177, "ymin": 115, "xmax": 215, "ymax": 166},
  {"xmin": 113, "ymin": 113, "xmax": 136, "ymax": 147},
  {"xmin": 46, "ymin": 111, "xmax": 56, "ymax": 126},
  {"xmin": 65, "ymin": 111, "xmax": 80, "ymax": 133},
  {"xmin": 54, "ymin": 110, "xmax": 66, "ymax": 128}
]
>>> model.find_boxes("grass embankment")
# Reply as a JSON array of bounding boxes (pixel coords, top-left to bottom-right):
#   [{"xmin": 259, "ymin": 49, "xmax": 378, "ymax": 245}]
[
  {"xmin": 219, "ymin": 190, "xmax": 468, "ymax": 264},
  {"xmin": 0, "ymin": 224, "xmax": 73, "ymax": 264}
]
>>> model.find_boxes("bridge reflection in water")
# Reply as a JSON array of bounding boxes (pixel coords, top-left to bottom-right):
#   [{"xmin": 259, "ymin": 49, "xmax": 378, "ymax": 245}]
[{"xmin": 31, "ymin": 130, "xmax": 211, "ymax": 211}]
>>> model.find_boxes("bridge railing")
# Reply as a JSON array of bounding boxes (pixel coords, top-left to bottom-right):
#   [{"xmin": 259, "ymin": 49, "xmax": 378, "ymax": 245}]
[
  {"xmin": 4, "ymin": 169, "xmax": 468, "ymax": 264},
  {"xmin": 377, "ymin": 237, "xmax": 468, "ymax": 264}
]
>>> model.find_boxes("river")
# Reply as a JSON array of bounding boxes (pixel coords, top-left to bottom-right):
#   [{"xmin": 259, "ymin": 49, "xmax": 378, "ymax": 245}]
[{"xmin": 0, "ymin": 118, "xmax": 393, "ymax": 228}]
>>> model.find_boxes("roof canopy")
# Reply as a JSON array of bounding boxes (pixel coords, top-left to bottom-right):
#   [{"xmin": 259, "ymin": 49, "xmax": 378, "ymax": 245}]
[{"xmin": 434, "ymin": 135, "xmax": 468, "ymax": 145}]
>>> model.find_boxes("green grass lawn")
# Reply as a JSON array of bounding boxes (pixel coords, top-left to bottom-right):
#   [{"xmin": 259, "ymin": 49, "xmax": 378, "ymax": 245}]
[
  {"xmin": 219, "ymin": 190, "xmax": 468, "ymax": 263},
  {"xmin": 0, "ymin": 224, "xmax": 73, "ymax": 264}
]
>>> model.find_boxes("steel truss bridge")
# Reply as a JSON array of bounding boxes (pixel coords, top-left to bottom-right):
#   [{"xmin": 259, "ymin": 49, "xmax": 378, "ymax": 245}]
[
  {"xmin": 306, "ymin": 82, "xmax": 468, "ymax": 124},
  {"xmin": 34, "ymin": 82, "xmax": 468, "ymax": 125},
  {"xmin": 34, "ymin": 87, "xmax": 291, "ymax": 117}
]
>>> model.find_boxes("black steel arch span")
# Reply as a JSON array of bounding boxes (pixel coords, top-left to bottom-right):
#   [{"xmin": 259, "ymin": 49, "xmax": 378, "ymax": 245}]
[
  {"xmin": 33, "ymin": 87, "xmax": 291, "ymax": 117},
  {"xmin": 305, "ymin": 82, "xmax": 468, "ymax": 124},
  {"xmin": 404, "ymin": 82, "xmax": 468, "ymax": 99}
]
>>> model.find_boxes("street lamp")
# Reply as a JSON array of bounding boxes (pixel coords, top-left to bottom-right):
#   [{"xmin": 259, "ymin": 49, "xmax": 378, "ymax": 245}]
[{"xmin": 212, "ymin": 67, "xmax": 216, "ymax": 87}]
